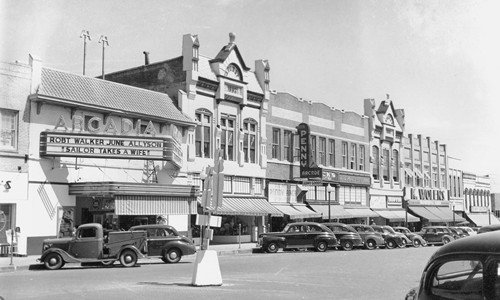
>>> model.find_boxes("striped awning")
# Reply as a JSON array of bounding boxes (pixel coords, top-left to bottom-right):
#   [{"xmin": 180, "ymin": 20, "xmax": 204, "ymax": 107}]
[
  {"xmin": 310, "ymin": 205, "xmax": 352, "ymax": 219},
  {"xmin": 466, "ymin": 213, "xmax": 500, "ymax": 226},
  {"xmin": 408, "ymin": 206, "xmax": 442, "ymax": 222},
  {"xmin": 373, "ymin": 209, "xmax": 420, "ymax": 222},
  {"xmin": 209, "ymin": 197, "xmax": 284, "ymax": 217},
  {"xmin": 434, "ymin": 206, "xmax": 466, "ymax": 223},
  {"xmin": 115, "ymin": 195, "xmax": 197, "ymax": 215},
  {"xmin": 272, "ymin": 204, "xmax": 321, "ymax": 219}
]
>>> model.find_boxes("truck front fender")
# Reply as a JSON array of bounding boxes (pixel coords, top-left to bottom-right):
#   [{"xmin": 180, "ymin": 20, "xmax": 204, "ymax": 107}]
[{"xmin": 39, "ymin": 248, "xmax": 80, "ymax": 264}]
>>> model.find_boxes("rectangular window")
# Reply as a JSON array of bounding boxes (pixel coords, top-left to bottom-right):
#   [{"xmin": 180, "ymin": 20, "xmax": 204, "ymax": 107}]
[
  {"xmin": 233, "ymin": 176, "xmax": 251, "ymax": 194},
  {"xmin": 310, "ymin": 135, "xmax": 317, "ymax": 165},
  {"xmin": 359, "ymin": 145, "xmax": 365, "ymax": 171},
  {"xmin": 350, "ymin": 143, "xmax": 357, "ymax": 169},
  {"xmin": 392, "ymin": 150, "xmax": 399, "ymax": 182},
  {"xmin": 383, "ymin": 149, "xmax": 390, "ymax": 181},
  {"xmin": 328, "ymin": 139, "xmax": 335, "ymax": 167},
  {"xmin": 220, "ymin": 116, "xmax": 235, "ymax": 161},
  {"xmin": 284, "ymin": 130, "xmax": 293, "ymax": 162},
  {"xmin": 319, "ymin": 137, "xmax": 326, "ymax": 165},
  {"xmin": 0, "ymin": 109, "xmax": 18, "ymax": 151},
  {"xmin": 342, "ymin": 142, "xmax": 348, "ymax": 168},
  {"xmin": 272, "ymin": 128, "xmax": 280, "ymax": 160},
  {"xmin": 372, "ymin": 146, "xmax": 380, "ymax": 180},
  {"xmin": 293, "ymin": 134, "xmax": 300, "ymax": 162}
]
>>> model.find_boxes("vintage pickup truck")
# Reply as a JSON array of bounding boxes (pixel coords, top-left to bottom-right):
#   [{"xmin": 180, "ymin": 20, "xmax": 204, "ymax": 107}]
[{"xmin": 38, "ymin": 223, "xmax": 147, "ymax": 270}]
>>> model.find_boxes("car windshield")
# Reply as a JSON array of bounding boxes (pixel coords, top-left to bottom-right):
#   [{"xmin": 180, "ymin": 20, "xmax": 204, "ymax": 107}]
[
  {"xmin": 431, "ymin": 259, "xmax": 483, "ymax": 300},
  {"xmin": 384, "ymin": 227, "xmax": 396, "ymax": 234}
]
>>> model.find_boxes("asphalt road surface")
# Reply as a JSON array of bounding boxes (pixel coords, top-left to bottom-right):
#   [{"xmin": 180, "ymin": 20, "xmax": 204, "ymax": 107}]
[{"xmin": 0, "ymin": 246, "xmax": 438, "ymax": 300}]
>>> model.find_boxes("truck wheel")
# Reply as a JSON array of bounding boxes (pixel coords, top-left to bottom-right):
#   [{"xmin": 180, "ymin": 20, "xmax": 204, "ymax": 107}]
[
  {"xmin": 266, "ymin": 242, "xmax": 279, "ymax": 253},
  {"xmin": 44, "ymin": 253, "xmax": 64, "ymax": 270},
  {"xmin": 162, "ymin": 248, "xmax": 181, "ymax": 263},
  {"xmin": 119, "ymin": 250, "xmax": 138, "ymax": 267},
  {"xmin": 341, "ymin": 240, "xmax": 353, "ymax": 251},
  {"xmin": 365, "ymin": 239, "xmax": 376, "ymax": 250}
]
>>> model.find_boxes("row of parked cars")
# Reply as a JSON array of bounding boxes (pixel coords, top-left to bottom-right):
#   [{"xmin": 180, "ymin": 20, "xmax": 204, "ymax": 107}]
[{"xmin": 255, "ymin": 222, "xmax": 477, "ymax": 254}]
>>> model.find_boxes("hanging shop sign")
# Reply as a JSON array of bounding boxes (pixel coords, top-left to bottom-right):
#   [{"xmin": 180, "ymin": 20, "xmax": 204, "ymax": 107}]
[
  {"xmin": 297, "ymin": 123, "xmax": 322, "ymax": 179},
  {"xmin": 40, "ymin": 132, "xmax": 182, "ymax": 166}
]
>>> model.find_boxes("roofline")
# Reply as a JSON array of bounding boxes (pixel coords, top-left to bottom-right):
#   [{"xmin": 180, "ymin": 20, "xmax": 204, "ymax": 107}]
[
  {"xmin": 29, "ymin": 94, "xmax": 196, "ymax": 127},
  {"xmin": 98, "ymin": 56, "xmax": 183, "ymax": 78}
]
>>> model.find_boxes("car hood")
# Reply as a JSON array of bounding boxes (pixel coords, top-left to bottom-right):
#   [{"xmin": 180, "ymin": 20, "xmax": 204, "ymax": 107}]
[{"xmin": 43, "ymin": 237, "xmax": 73, "ymax": 251}]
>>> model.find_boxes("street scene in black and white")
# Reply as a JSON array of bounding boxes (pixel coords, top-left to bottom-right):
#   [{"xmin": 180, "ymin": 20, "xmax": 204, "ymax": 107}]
[{"xmin": 1, "ymin": 1, "xmax": 500, "ymax": 299}]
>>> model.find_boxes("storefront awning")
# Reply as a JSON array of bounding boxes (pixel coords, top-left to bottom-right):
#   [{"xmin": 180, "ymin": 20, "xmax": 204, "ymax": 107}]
[
  {"xmin": 408, "ymin": 206, "xmax": 442, "ymax": 223},
  {"xmin": 272, "ymin": 204, "xmax": 321, "ymax": 220},
  {"xmin": 466, "ymin": 213, "xmax": 500, "ymax": 226},
  {"xmin": 404, "ymin": 168, "xmax": 415, "ymax": 177},
  {"xmin": 209, "ymin": 197, "xmax": 284, "ymax": 217},
  {"xmin": 310, "ymin": 205, "xmax": 352, "ymax": 219},
  {"xmin": 434, "ymin": 206, "xmax": 466, "ymax": 223},
  {"xmin": 345, "ymin": 207, "xmax": 378, "ymax": 218},
  {"xmin": 373, "ymin": 209, "xmax": 420, "ymax": 222},
  {"xmin": 115, "ymin": 195, "xmax": 197, "ymax": 215}
]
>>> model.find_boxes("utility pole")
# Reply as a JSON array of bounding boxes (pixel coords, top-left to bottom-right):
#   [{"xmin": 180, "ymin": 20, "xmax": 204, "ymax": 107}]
[
  {"xmin": 80, "ymin": 30, "xmax": 91, "ymax": 75},
  {"xmin": 98, "ymin": 35, "xmax": 109, "ymax": 79}
]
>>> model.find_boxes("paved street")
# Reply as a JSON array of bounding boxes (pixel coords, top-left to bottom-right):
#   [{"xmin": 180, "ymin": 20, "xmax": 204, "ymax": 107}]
[{"xmin": 0, "ymin": 246, "xmax": 437, "ymax": 300}]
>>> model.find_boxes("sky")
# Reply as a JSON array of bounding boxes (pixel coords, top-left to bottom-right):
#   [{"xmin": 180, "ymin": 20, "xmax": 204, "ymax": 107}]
[{"xmin": 2, "ymin": 0, "xmax": 499, "ymax": 190}]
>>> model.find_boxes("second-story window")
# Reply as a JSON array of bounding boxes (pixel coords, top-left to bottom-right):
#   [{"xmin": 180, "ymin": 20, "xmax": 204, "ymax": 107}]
[
  {"xmin": 310, "ymin": 135, "xmax": 317, "ymax": 165},
  {"xmin": 350, "ymin": 143, "xmax": 357, "ymax": 169},
  {"xmin": 272, "ymin": 128, "xmax": 280, "ymax": 160},
  {"xmin": 293, "ymin": 134, "xmax": 300, "ymax": 162},
  {"xmin": 342, "ymin": 142, "xmax": 348, "ymax": 168},
  {"xmin": 372, "ymin": 146, "xmax": 380, "ymax": 180},
  {"xmin": 329, "ymin": 139, "xmax": 335, "ymax": 167},
  {"xmin": 0, "ymin": 109, "xmax": 18, "ymax": 151},
  {"xmin": 359, "ymin": 145, "xmax": 365, "ymax": 171},
  {"xmin": 220, "ymin": 115, "xmax": 235, "ymax": 161},
  {"xmin": 284, "ymin": 130, "xmax": 293, "ymax": 162},
  {"xmin": 243, "ymin": 119, "xmax": 257, "ymax": 163},
  {"xmin": 383, "ymin": 148, "xmax": 390, "ymax": 181},
  {"xmin": 319, "ymin": 137, "xmax": 326, "ymax": 165},
  {"xmin": 392, "ymin": 149, "xmax": 399, "ymax": 182},
  {"xmin": 195, "ymin": 109, "xmax": 212, "ymax": 158}
]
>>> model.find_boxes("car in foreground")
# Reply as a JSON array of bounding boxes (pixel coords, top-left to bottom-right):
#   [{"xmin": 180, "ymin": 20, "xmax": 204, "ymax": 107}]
[
  {"xmin": 405, "ymin": 231, "xmax": 500, "ymax": 299},
  {"xmin": 130, "ymin": 224, "xmax": 196, "ymax": 263},
  {"xmin": 371, "ymin": 225, "xmax": 407, "ymax": 248},
  {"xmin": 322, "ymin": 222, "xmax": 364, "ymax": 251},
  {"xmin": 418, "ymin": 226, "xmax": 455, "ymax": 245},
  {"xmin": 256, "ymin": 222, "xmax": 337, "ymax": 253},
  {"xmin": 349, "ymin": 224, "xmax": 386, "ymax": 250},
  {"xmin": 393, "ymin": 226, "xmax": 427, "ymax": 248},
  {"xmin": 477, "ymin": 223, "xmax": 500, "ymax": 234}
]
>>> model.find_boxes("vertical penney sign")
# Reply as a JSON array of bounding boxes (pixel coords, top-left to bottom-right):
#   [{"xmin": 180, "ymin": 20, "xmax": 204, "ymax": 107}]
[{"xmin": 296, "ymin": 123, "xmax": 322, "ymax": 179}]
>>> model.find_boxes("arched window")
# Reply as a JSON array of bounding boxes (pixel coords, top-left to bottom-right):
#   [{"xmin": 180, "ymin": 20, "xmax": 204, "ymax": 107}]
[
  {"xmin": 195, "ymin": 109, "xmax": 212, "ymax": 158},
  {"xmin": 372, "ymin": 146, "xmax": 379, "ymax": 180},
  {"xmin": 243, "ymin": 118, "xmax": 257, "ymax": 163}
]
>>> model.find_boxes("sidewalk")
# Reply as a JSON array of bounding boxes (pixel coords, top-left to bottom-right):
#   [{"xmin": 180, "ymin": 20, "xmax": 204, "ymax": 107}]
[{"xmin": 0, "ymin": 242, "xmax": 257, "ymax": 273}]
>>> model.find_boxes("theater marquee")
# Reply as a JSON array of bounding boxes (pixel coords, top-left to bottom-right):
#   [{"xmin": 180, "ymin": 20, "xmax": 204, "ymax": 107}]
[{"xmin": 40, "ymin": 132, "xmax": 182, "ymax": 167}]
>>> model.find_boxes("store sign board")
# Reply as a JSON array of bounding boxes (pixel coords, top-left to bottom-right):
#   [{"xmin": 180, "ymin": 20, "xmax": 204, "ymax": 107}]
[
  {"xmin": 40, "ymin": 132, "xmax": 182, "ymax": 166},
  {"xmin": 404, "ymin": 187, "xmax": 447, "ymax": 201},
  {"xmin": 297, "ymin": 123, "xmax": 322, "ymax": 179}
]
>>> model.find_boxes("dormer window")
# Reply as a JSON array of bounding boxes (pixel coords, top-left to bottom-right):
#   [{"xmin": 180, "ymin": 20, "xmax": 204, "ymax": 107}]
[{"xmin": 226, "ymin": 64, "xmax": 241, "ymax": 81}]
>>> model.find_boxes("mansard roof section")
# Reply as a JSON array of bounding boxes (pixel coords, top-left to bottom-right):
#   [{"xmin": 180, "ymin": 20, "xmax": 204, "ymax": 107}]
[{"xmin": 34, "ymin": 67, "xmax": 194, "ymax": 125}]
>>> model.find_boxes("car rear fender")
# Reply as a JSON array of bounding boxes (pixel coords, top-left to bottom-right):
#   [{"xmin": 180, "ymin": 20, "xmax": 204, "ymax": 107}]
[
  {"xmin": 161, "ymin": 240, "xmax": 197, "ymax": 255},
  {"xmin": 118, "ymin": 245, "xmax": 145, "ymax": 259}
]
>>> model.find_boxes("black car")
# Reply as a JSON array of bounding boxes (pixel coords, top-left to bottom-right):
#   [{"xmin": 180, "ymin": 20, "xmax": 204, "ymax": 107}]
[
  {"xmin": 349, "ymin": 224, "xmax": 386, "ymax": 250},
  {"xmin": 405, "ymin": 231, "xmax": 500, "ymax": 299},
  {"xmin": 322, "ymin": 222, "xmax": 364, "ymax": 251},
  {"xmin": 256, "ymin": 222, "xmax": 337, "ymax": 253},
  {"xmin": 394, "ymin": 226, "xmax": 427, "ymax": 247},
  {"xmin": 447, "ymin": 226, "xmax": 468, "ymax": 239},
  {"xmin": 130, "ymin": 224, "xmax": 197, "ymax": 263},
  {"xmin": 371, "ymin": 225, "xmax": 406, "ymax": 249},
  {"xmin": 418, "ymin": 226, "xmax": 455, "ymax": 246}
]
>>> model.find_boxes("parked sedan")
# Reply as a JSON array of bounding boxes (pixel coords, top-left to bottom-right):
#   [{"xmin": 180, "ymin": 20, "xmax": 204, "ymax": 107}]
[
  {"xmin": 256, "ymin": 222, "xmax": 337, "ymax": 253},
  {"xmin": 405, "ymin": 231, "xmax": 500, "ymax": 299},
  {"xmin": 418, "ymin": 226, "xmax": 455, "ymax": 245},
  {"xmin": 393, "ymin": 226, "xmax": 427, "ymax": 247},
  {"xmin": 322, "ymin": 222, "xmax": 364, "ymax": 251},
  {"xmin": 448, "ymin": 226, "xmax": 468, "ymax": 239},
  {"xmin": 349, "ymin": 224, "xmax": 386, "ymax": 250},
  {"xmin": 371, "ymin": 225, "xmax": 406, "ymax": 249},
  {"xmin": 130, "ymin": 224, "xmax": 197, "ymax": 263}
]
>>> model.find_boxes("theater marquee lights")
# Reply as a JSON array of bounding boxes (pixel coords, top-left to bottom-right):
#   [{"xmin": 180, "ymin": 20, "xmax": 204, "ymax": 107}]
[{"xmin": 39, "ymin": 115, "xmax": 183, "ymax": 167}]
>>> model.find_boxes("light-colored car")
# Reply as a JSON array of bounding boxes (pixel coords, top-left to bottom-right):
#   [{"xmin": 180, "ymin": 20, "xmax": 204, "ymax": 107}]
[
  {"xmin": 405, "ymin": 231, "xmax": 500, "ymax": 299},
  {"xmin": 459, "ymin": 226, "xmax": 476, "ymax": 236}
]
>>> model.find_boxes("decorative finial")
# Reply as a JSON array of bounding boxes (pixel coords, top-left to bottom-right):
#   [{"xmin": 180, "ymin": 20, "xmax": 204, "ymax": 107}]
[{"xmin": 229, "ymin": 32, "xmax": 236, "ymax": 44}]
